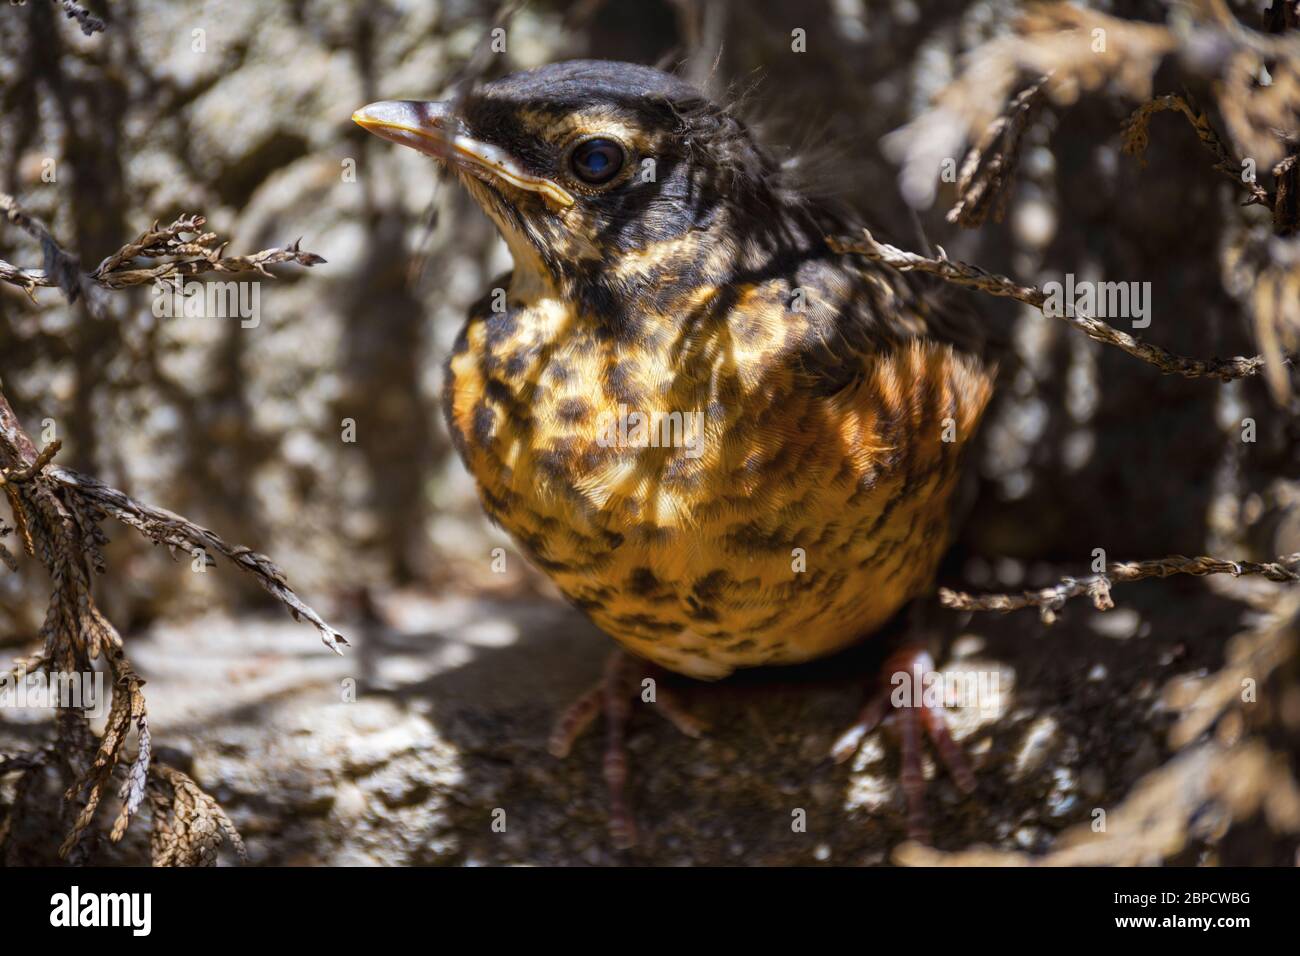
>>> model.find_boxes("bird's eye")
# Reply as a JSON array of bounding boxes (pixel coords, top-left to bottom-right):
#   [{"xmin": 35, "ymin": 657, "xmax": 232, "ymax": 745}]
[{"xmin": 569, "ymin": 138, "xmax": 625, "ymax": 185}]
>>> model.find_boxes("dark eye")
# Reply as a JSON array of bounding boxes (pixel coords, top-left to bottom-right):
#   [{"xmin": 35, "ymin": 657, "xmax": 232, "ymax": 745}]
[{"xmin": 569, "ymin": 138, "xmax": 625, "ymax": 185}]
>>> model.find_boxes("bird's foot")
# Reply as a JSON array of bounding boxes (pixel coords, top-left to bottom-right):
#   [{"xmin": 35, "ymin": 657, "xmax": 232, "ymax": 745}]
[
  {"xmin": 548, "ymin": 649, "xmax": 705, "ymax": 849},
  {"xmin": 830, "ymin": 646, "xmax": 977, "ymax": 843}
]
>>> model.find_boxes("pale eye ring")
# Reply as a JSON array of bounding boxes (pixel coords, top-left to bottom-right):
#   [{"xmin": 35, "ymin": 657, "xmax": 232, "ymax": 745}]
[{"xmin": 568, "ymin": 137, "xmax": 626, "ymax": 185}]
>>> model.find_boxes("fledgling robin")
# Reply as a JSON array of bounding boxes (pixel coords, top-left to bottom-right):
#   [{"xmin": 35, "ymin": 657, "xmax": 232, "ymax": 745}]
[{"xmin": 354, "ymin": 60, "xmax": 994, "ymax": 848}]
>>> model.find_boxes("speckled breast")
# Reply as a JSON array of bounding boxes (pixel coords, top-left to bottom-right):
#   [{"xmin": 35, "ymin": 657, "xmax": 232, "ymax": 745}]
[{"xmin": 443, "ymin": 282, "xmax": 993, "ymax": 679}]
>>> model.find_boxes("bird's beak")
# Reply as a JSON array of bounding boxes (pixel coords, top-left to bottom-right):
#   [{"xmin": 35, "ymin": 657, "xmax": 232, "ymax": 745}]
[{"xmin": 352, "ymin": 100, "xmax": 575, "ymax": 209}]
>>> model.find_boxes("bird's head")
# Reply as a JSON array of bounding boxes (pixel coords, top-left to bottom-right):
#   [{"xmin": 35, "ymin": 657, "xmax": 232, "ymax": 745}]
[{"xmin": 353, "ymin": 60, "xmax": 812, "ymax": 302}]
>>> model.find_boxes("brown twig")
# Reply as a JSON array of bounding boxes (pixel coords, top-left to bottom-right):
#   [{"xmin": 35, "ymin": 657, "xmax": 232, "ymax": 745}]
[
  {"xmin": 0, "ymin": 405, "xmax": 343, "ymax": 654},
  {"xmin": 940, "ymin": 552, "xmax": 1300, "ymax": 623},
  {"xmin": 0, "ymin": 437, "xmax": 58, "ymax": 559},
  {"xmin": 87, "ymin": 214, "xmax": 326, "ymax": 288},
  {"xmin": 828, "ymin": 229, "xmax": 1284, "ymax": 381},
  {"xmin": 53, "ymin": 0, "xmax": 105, "ymax": 36},
  {"xmin": 47, "ymin": 465, "xmax": 348, "ymax": 654},
  {"xmin": 0, "ymin": 195, "xmax": 325, "ymax": 303},
  {"xmin": 148, "ymin": 764, "xmax": 248, "ymax": 865},
  {"xmin": 948, "ymin": 78, "xmax": 1048, "ymax": 227},
  {"xmin": 0, "ymin": 218, "xmax": 337, "ymax": 860},
  {"xmin": 0, "ymin": 191, "xmax": 86, "ymax": 302},
  {"xmin": 0, "ymin": 438, "xmax": 62, "ymax": 484},
  {"xmin": 1122, "ymin": 93, "xmax": 1273, "ymax": 207}
]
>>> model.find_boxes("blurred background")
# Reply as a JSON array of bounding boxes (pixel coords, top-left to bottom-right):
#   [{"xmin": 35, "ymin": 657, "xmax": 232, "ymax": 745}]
[{"xmin": 1, "ymin": 0, "xmax": 1298, "ymax": 866}]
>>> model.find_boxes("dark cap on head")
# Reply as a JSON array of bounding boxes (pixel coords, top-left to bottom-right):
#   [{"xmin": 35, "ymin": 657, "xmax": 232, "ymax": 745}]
[{"xmin": 353, "ymin": 59, "xmax": 818, "ymax": 286}]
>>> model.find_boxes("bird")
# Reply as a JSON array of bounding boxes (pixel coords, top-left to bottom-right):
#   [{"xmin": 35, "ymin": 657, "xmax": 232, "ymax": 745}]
[{"xmin": 353, "ymin": 59, "xmax": 995, "ymax": 849}]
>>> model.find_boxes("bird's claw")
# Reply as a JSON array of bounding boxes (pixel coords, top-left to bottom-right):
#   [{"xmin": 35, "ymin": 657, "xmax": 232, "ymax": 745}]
[
  {"xmin": 832, "ymin": 647, "xmax": 976, "ymax": 843},
  {"xmin": 548, "ymin": 650, "xmax": 705, "ymax": 850}
]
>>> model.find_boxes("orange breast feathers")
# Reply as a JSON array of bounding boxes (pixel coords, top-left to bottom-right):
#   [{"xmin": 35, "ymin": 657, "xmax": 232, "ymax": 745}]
[{"xmin": 444, "ymin": 294, "xmax": 994, "ymax": 678}]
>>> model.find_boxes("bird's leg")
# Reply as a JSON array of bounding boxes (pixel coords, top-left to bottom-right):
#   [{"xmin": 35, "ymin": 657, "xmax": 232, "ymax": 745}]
[
  {"xmin": 547, "ymin": 649, "xmax": 705, "ymax": 849},
  {"xmin": 652, "ymin": 681, "xmax": 708, "ymax": 738},
  {"xmin": 831, "ymin": 645, "xmax": 977, "ymax": 843},
  {"xmin": 600, "ymin": 650, "xmax": 637, "ymax": 848}
]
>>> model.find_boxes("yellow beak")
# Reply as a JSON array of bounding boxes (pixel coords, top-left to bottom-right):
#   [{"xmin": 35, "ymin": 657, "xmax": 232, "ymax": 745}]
[{"xmin": 352, "ymin": 100, "xmax": 575, "ymax": 209}]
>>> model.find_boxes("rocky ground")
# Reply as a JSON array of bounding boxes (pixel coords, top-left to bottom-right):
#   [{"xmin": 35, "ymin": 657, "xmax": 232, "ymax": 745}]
[{"xmin": 4, "ymin": 577, "xmax": 1297, "ymax": 866}]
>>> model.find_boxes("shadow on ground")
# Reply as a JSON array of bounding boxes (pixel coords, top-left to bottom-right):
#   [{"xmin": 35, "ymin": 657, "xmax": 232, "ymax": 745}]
[{"xmin": 3, "ymin": 579, "xmax": 1296, "ymax": 865}]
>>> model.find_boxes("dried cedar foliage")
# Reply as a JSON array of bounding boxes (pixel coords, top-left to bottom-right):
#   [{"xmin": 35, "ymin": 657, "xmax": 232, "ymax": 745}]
[
  {"xmin": 882, "ymin": 0, "xmax": 1300, "ymax": 402},
  {"xmin": 830, "ymin": 229, "xmax": 1276, "ymax": 381},
  {"xmin": 886, "ymin": 1, "xmax": 1296, "ymax": 222},
  {"xmin": 0, "ymin": 198, "xmax": 334, "ymax": 865},
  {"xmin": 946, "ymin": 79, "xmax": 1047, "ymax": 228},
  {"xmin": 147, "ymin": 766, "xmax": 247, "ymax": 867},
  {"xmin": 1, "ymin": 200, "xmax": 326, "ymax": 309}
]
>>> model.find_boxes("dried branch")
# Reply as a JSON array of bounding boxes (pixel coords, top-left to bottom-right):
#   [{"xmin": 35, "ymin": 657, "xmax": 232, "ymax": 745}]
[
  {"xmin": 1, "ymin": 477, "xmax": 34, "ymax": 557},
  {"xmin": 939, "ymin": 552, "xmax": 1300, "ymax": 623},
  {"xmin": 0, "ymin": 388, "xmax": 239, "ymax": 864},
  {"xmin": 0, "ymin": 438, "xmax": 62, "ymax": 484},
  {"xmin": 60, "ymin": 657, "xmax": 147, "ymax": 858},
  {"xmin": 52, "ymin": 0, "xmax": 105, "ymax": 36},
  {"xmin": 0, "ymin": 190, "xmax": 337, "ymax": 861},
  {"xmin": 48, "ymin": 466, "xmax": 348, "ymax": 654},
  {"xmin": 1122, "ymin": 93, "xmax": 1273, "ymax": 207},
  {"xmin": 0, "ymin": 402, "xmax": 344, "ymax": 655},
  {"xmin": 883, "ymin": 3, "xmax": 1178, "ymax": 210},
  {"xmin": 0, "ymin": 195, "xmax": 325, "ymax": 305},
  {"xmin": 885, "ymin": 2, "xmax": 1300, "ymax": 221},
  {"xmin": 828, "ymin": 229, "xmax": 1285, "ymax": 381},
  {"xmin": 147, "ymin": 765, "xmax": 247, "ymax": 866},
  {"xmin": 0, "ymin": 191, "xmax": 87, "ymax": 302},
  {"xmin": 87, "ymin": 215, "xmax": 326, "ymax": 289},
  {"xmin": 110, "ymin": 692, "xmax": 150, "ymax": 843},
  {"xmin": 947, "ymin": 79, "xmax": 1048, "ymax": 227}
]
